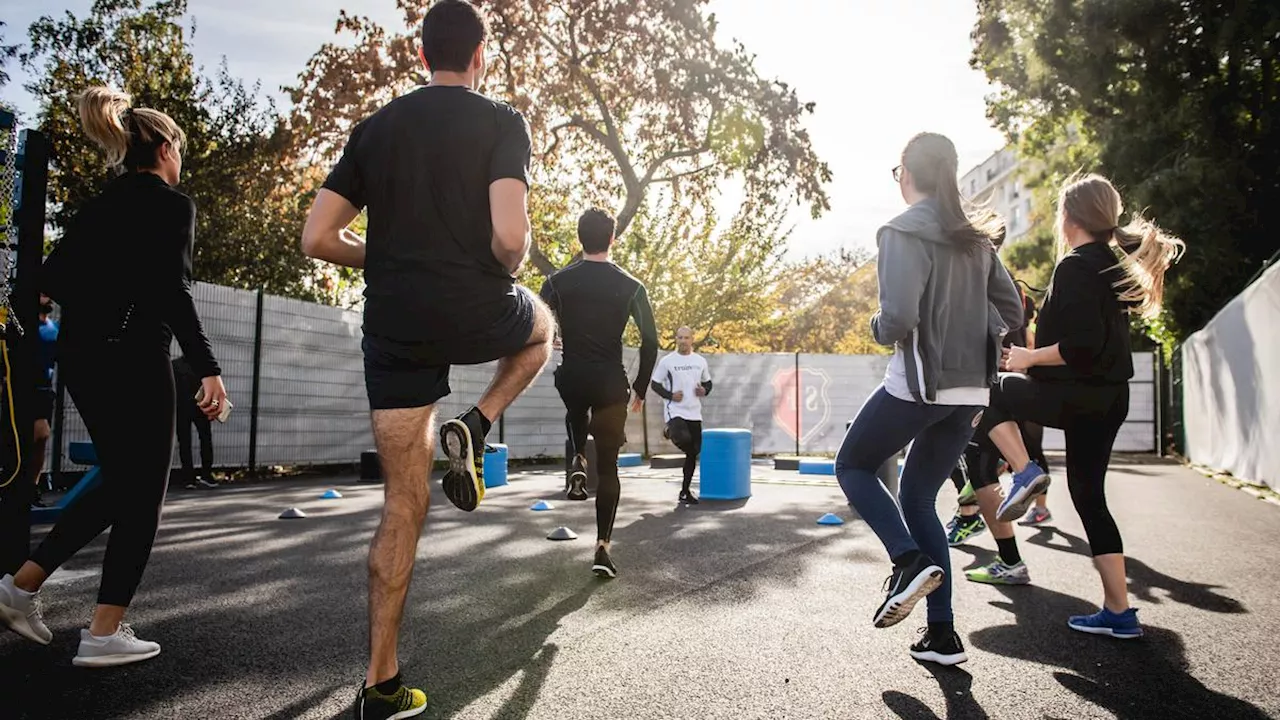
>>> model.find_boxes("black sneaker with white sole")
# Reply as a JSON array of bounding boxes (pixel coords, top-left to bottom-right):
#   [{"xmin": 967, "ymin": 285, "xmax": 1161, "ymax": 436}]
[
  {"xmin": 909, "ymin": 627, "xmax": 968, "ymax": 666},
  {"xmin": 592, "ymin": 546, "xmax": 617, "ymax": 578},
  {"xmin": 567, "ymin": 454, "xmax": 588, "ymax": 501},
  {"xmin": 439, "ymin": 409, "xmax": 486, "ymax": 512},
  {"xmin": 872, "ymin": 554, "xmax": 944, "ymax": 629},
  {"xmin": 678, "ymin": 490, "xmax": 699, "ymax": 505}
]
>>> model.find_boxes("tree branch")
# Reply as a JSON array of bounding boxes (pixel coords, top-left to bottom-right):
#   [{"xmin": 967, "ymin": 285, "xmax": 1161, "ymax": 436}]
[{"xmin": 650, "ymin": 164, "xmax": 718, "ymax": 184}]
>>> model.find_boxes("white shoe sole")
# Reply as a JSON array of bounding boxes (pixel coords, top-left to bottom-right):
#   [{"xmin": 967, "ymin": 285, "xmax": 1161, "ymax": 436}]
[
  {"xmin": 591, "ymin": 564, "xmax": 617, "ymax": 578},
  {"xmin": 997, "ymin": 474, "xmax": 1051, "ymax": 522},
  {"xmin": 873, "ymin": 565, "xmax": 944, "ymax": 629},
  {"xmin": 0, "ymin": 601, "xmax": 51, "ymax": 645},
  {"xmin": 1067, "ymin": 622, "xmax": 1143, "ymax": 639},
  {"xmin": 73, "ymin": 646, "xmax": 162, "ymax": 667},
  {"xmin": 567, "ymin": 472, "xmax": 588, "ymax": 501},
  {"xmin": 910, "ymin": 649, "xmax": 969, "ymax": 666}
]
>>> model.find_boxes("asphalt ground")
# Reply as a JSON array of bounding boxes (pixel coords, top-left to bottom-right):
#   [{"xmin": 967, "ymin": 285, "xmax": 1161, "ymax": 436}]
[{"xmin": 2, "ymin": 454, "xmax": 1277, "ymax": 719}]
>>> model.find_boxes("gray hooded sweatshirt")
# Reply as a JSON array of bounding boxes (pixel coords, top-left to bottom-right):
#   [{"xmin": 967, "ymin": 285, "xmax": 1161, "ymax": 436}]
[{"xmin": 871, "ymin": 198, "xmax": 1024, "ymax": 404}]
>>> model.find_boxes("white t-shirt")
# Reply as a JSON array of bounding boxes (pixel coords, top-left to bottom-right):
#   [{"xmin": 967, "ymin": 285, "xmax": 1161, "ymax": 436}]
[{"xmin": 652, "ymin": 351, "xmax": 711, "ymax": 422}]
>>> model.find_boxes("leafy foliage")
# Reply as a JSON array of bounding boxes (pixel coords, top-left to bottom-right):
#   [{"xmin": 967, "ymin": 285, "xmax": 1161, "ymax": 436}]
[
  {"xmin": 22, "ymin": 0, "xmax": 345, "ymax": 304},
  {"xmin": 972, "ymin": 0, "xmax": 1280, "ymax": 347},
  {"xmin": 287, "ymin": 0, "xmax": 832, "ymax": 275}
]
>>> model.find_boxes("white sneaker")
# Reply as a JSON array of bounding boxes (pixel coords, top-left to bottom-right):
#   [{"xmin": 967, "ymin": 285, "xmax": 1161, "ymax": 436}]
[
  {"xmin": 72, "ymin": 623, "xmax": 161, "ymax": 667},
  {"xmin": 0, "ymin": 573, "xmax": 52, "ymax": 645}
]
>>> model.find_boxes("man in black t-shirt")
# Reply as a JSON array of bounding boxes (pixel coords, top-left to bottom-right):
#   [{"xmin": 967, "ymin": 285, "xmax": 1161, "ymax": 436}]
[
  {"xmin": 300, "ymin": 2, "xmax": 553, "ymax": 717},
  {"xmin": 540, "ymin": 209, "xmax": 659, "ymax": 579}
]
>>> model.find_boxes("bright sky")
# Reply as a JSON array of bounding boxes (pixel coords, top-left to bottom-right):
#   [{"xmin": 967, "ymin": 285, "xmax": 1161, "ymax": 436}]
[{"xmin": 2, "ymin": 0, "xmax": 1006, "ymax": 257}]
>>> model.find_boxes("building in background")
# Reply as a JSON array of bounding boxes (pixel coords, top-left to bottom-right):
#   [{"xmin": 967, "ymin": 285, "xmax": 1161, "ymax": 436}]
[{"xmin": 961, "ymin": 147, "xmax": 1034, "ymax": 243}]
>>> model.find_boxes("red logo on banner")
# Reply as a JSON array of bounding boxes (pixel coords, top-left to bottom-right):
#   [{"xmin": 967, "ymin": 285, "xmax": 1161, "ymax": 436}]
[{"xmin": 772, "ymin": 366, "xmax": 832, "ymax": 444}]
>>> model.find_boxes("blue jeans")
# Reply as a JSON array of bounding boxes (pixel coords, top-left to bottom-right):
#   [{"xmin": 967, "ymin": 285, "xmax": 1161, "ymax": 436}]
[{"xmin": 835, "ymin": 386, "xmax": 982, "ymax": 622}]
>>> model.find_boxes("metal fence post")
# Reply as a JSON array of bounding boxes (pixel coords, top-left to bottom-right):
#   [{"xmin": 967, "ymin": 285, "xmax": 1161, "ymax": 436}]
[
  {"xmin": 794, "ymin": 352, "xmax": 801, "ymax": 456},
  {"xmin": 248, "ymin": 288, "xmax": 264, "ymax": 471}
]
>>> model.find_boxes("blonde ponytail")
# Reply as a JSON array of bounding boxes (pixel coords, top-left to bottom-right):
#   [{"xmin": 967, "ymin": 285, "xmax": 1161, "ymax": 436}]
[
  {"xmin": 1112, "ymin": 214, "xmax": 1185, "ymax": 319},
  {"xmin": 75, "ymin": 85, "xmax": 186, "ymax": 172},
  {"xmin": 1058, "ymin": 173, "xmax": 1186, "ymax": 319},
  {"xmin": 77, "ymin": 86, "xmax": 133, "ymax": 168}
]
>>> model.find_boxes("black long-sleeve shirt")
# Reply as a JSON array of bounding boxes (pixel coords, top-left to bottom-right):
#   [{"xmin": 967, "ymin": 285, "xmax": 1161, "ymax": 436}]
[
  {"xmin": 539, "ymin": 260, "xmax": 658, "ymax": 396},
  {"xmin": 1030, "ymin": 241, "xmax": 1135, "ymax": 385},
  {"xmin": 41, "ymin": 172, "xmax": 220, "ymax": 378}
]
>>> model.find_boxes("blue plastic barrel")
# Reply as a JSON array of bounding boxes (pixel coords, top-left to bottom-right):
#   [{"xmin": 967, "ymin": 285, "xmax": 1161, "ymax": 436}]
[
  {"xmin": 798, "ymin": 458, "xmax": 836, "ymax": 475},
  {"xmin": 484, "ymin": 444, "xmax": 509, "ymax": 488},
  {"xmin": 698, "ymin": 428, "xmax": 753, "ymax": 500}
]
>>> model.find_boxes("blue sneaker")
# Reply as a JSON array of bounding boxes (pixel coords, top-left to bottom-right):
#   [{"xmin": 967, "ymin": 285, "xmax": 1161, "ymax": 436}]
[
  {"xmin": 1068, "ymin": 607, "xmax": 1143, "ymax": 639},
  {"xmin": 996, "ymin": 462, "xmax": 1050, "ymax": 522}
]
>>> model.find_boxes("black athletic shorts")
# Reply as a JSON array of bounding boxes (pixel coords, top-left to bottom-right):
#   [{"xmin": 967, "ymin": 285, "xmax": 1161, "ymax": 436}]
[
  {"xmin": 554, "ymin": 365, "xmax": 629, "ymax": 450},
  {"xmin": 363, "ymin": 286, "xmax": 538, "ymax": 410},
  {"xmin": 33, "ymin": 387, "xmax": 55, "ymax": 422}
]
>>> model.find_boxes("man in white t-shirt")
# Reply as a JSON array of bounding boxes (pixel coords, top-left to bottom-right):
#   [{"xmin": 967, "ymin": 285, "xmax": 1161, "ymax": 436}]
[{"xmin": 649, "ymin": 326, "xmax": 713, "ymax": 504}]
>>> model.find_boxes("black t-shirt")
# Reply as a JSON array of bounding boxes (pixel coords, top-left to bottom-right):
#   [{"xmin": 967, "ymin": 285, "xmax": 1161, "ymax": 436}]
[
  {"xmin": 539, "ymin": 261, "xmax": 659, "ymax": 397},
  {"xmin": 322, "ymin": 86, "xmax": 532, "ymax": 341},
  {"xmin": 1031, "ymin": 242, "xmax": 1135, "ymax": 384}
]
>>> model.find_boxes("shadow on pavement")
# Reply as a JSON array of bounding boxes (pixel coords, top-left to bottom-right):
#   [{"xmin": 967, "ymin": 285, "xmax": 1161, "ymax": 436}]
[
  {"xmin": 1, "ymin": 476, "xmax": 847, "ymax": 720},
  {"xmin": 882, "ymin": 662, "xmax": 989, "ymax": 720},
  {"xmin": 1025, "ymin": 527, "xmax": 1246, "ymax": 614},
  {"xmin": 969, "ymin": 584, "xmax": 1267, "ymax": 720}
]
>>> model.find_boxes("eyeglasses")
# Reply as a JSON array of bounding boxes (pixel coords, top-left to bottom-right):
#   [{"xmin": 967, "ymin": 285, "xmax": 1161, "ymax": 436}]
[{"xmin": 892, "ymin": 165, "xmax": 904, "ymax": 182}]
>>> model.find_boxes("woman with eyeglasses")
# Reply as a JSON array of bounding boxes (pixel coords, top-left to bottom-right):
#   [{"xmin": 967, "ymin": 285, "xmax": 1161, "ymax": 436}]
[
  {"xmin": 835, "ymin": 132, "xmax": 1023, "ymax": 666},
  {"xmin": 981, "ymin": 173, "xmax": 1183, "ymax": 639},
  {"xmin": 0, "ymin": 87, "xmax": 228, "ymax": 667}
]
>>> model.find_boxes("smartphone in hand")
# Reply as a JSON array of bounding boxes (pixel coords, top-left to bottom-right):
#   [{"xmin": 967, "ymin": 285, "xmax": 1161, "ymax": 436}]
[{"xmin": 194, "ymin": 387, "xmax": 233, "ymax": 423}]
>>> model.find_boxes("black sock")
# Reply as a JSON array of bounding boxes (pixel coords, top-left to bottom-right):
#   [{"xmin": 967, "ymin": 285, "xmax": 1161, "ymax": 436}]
[
  {"xmin": 371, "ymin": 673, "xmax": 401, "ymax": 695},
  {"xmin": 468, "ymin": 406, "xmax": 492, "ymax": 437},
  {"xmin": 996, "ymin": 536, "xmax": 1022, "ymax": 565},
  {"xmin": 891, "ymin": 549, "xmax": 924, "ymax": 568},
  {"xmin": 960, "ymin": 512, "xmax": 982, "ymax": 526},
  {"xmin": 928, "ymin": 620, "xmax": 955, "ymax": 637}
]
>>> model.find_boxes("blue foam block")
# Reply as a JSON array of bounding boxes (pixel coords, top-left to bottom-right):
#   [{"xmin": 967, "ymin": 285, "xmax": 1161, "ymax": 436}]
[
  {"xmin": 617, "ymin": 453, "xmax": 643, "ymax": 468},
  {"xmin": 817, "ymin": 512, "xmax": 845, "ymax": 525},
  {"xmin": 798, "ymin": 459, "xmax": 836, "ymax": 476}
]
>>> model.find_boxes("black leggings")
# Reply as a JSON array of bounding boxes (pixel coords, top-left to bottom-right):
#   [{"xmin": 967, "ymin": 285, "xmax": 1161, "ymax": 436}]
[
  {"xmin": 949, "ymin": 420, "xmax": 1050, "ymax": 495},
  {"xmin": 176, "ymin": 405, "xmax": 213, "ymax": 480},
  {"xmin": 670, "ymin": 419, "xmax": 702, "ymax": 490},
  {"xmin": 979, "ymin": 374, "xmax": 1129, "ymax": 556},
  {"xmin": 556, "ymin": 367, "xmax": 627, "ymax": 542},
  {"xmin": 30, "ymin": 344, "xmax": 176, "ymax": 607}
]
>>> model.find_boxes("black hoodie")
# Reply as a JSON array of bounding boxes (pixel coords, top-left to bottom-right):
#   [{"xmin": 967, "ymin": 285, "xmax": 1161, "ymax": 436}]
[{"xmin": 1030, "ymin": 241, "xmax": 1136, "ymax": 385}]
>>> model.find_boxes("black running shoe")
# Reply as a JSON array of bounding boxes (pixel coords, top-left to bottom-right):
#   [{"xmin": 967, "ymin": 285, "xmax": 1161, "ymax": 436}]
[
  {"xmin": 439, "ymin": 409, "xmax": 486, "ymax": 512},
  {"xmin": 679, "ymin": 490, "xmax": 699, "ymax": 505},
  {"xmin": 592, "ymin": 546, "xmax": 617, "ymax": 578},
  {"xmin": 909, "ymin": 627, "xmax": 968, "ymax": 666},
  {"xmin": 872, "ymin": 554, "xmax": 944, "ymax": 629},
  {"xmin": 567, "ymin": 454, "xmax": 588, "ymax": 501}
]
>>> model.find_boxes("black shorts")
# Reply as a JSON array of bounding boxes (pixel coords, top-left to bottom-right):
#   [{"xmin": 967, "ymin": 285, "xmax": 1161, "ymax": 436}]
[
  {"xmin": 33, "ymin": 387, "xmax": 55, "ymax": 422},
  {"xmin": 363, "ymin": 286, "xmax": 537, "ymax": 410}
]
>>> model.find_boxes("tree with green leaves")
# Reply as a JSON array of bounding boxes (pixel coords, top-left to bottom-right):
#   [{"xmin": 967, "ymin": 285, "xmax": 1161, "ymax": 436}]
[
  {"xmin": 22, "ymin": 0, "xmax": 347, "ymax": 304},
  {"xmin": 288, "ymin": 0, "xmax": 831, "ymax": 276},
  {"xmin": 972, "ymin": 0, "xmax": 1280, "ymax": 349}
]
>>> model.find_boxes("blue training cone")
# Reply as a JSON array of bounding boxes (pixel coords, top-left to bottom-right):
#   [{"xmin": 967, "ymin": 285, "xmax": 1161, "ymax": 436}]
[
  {"xmin": 321, "ymin": 489, "xmax": 342, "ymax": 499},
  {"xmin": 816, "ymin": 512, "xmax": 845, "ymax": 526},
  {"xmin": 530, "ymin": 500, "xmax": 554, "ymax": 511}
]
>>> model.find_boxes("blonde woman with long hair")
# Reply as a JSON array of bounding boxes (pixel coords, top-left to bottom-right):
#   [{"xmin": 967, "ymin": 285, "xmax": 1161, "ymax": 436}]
[
  {"xmin": 982, "ymin": 173, "xmax": 1184, "ymax": 639},
  {"xmin": 0, "ymin": 87, "xmax": 227, "ymax": 666}
]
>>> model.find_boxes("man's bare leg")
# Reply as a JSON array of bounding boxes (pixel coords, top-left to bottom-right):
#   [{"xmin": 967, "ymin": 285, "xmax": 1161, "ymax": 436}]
[
  {"xmin": 475, "ymin": 297, "xmax": 555, "ymax": 423},
  {"xmin": 365, "ymin": 405, "xmax": 435, "ymax": 688}
]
